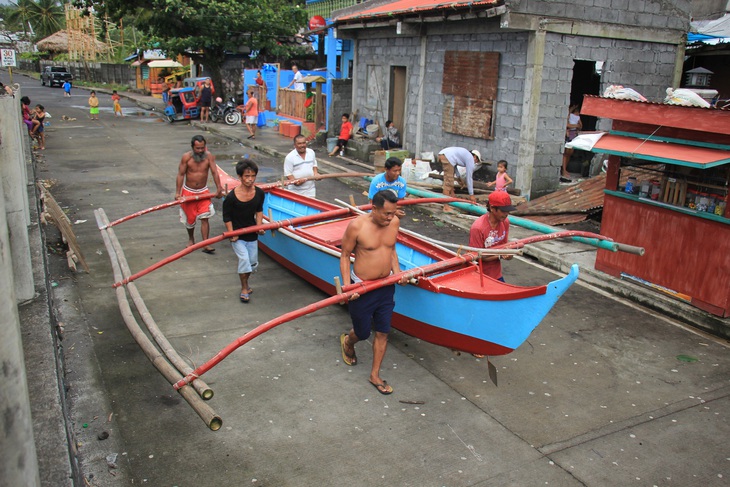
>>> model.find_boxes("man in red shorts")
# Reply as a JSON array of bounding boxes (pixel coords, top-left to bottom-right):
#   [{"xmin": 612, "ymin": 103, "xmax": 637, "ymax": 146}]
[{"xmin": 175, "ymin": 135, "xmax": 223, "ymax": 253}]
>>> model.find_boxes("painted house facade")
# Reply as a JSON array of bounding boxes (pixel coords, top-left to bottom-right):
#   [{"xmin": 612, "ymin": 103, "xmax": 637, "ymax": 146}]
[{"xmin": 332, "ymin": 0, "xmax": 691, "ymax": 198}]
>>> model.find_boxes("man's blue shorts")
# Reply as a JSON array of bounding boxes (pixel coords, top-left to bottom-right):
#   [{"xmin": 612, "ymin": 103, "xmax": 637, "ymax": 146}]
[{"xmin": 348, "ymin": 284, "xmax": 395, "ymax": 340}]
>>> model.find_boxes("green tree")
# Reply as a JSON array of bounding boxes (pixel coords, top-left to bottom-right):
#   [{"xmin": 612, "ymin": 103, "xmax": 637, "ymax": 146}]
[
  {"xmin": 75, "ymin": 0, "xmax": 308, "ymax": 98},
  {"xmin": 5, "ymin": 0, "xmax": 35, "ymax": 39},
  {"xmin": 5, "ymin": 0, "xmax": 64, "ymax": 40},
  {"xmin": 26, "ymin": 0, "xmax": 65, "ymax": 40}
]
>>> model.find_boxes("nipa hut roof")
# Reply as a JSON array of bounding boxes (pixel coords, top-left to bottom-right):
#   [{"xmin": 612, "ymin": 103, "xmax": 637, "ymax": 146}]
[{"xmin": 36, "ymin": 30, "xmax": 108, "ymax": 53}]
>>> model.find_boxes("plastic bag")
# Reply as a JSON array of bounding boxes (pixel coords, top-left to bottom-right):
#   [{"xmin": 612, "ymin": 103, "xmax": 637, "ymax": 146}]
[
  {"xmin": 565, "ymin": 132, "xmax": 606, "ymax": 151},
  {"xmin": 603, "ymin": 85, "xmax": 647, "ymax": 102},
  {"xmin": 664, "ymin": 88, "xmax": 711, "ymax": 108},
  {"xmin": 402, "ymin": 159, "xmax": 432, "ymax": 181}
]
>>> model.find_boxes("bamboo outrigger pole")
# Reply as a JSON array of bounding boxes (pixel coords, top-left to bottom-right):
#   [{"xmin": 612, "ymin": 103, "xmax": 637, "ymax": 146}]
[
  {"xmin": 171, "ymin": 229, "xmax": 610, "ymax": 390},
  {"xmin": 102, "ymin": 173, "xmax": 375, "ymax": 229},
  {"xmin": 113, "ymin": 197, "xmax": 461, "ymax": 288},
  {"xmin": 172, "ymin": 252, "xmax": 481, "ymax": 391}
]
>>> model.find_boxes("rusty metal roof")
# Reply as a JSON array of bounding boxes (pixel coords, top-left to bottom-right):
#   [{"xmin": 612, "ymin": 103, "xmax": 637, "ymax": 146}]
[
  {"xmin": 336, "ymin": 0, "xmax": 501, "ymax": 21},
  {"xmin": 513, "ymin": 167, "xmax": 658, "ymax": 225}
]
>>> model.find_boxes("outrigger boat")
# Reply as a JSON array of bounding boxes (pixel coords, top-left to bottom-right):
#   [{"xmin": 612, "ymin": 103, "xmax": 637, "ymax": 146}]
[
  {"xmin": 98, "ymin": 171, "xmax": 641, "ymax": 428},
  {"xmin": 258, "ymin": 188, "xmax": 578, "ymax": 357}
]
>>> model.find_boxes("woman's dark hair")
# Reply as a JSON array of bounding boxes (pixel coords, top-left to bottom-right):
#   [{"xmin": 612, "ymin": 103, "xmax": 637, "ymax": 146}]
[
  {"xmin": 21, "ymin": 96, "xmax": 31, "ymax": 105},
  {"xmin": 385, "ymin": 120, "xmax": 393, "ymax": 127}
]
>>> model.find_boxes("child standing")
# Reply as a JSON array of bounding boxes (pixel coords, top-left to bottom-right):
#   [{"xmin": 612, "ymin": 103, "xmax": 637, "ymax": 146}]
[
  {"xmin": 31, "ymin": 104, "xmax": 46, "ymax": 150},
  {"xmin": 62, "ymin": 80, "xmax": 72, "ymax": 97},
  {"xmin": 486, "ymin": 160, "xmax": 514, "ymax": 192},
  {"xmin": 112, "ymin": 90, "xmax": 123, "ymax": 117},
  {"xmin": 88, "ymin": 91, "xmax": 99, "ymax": 120}
]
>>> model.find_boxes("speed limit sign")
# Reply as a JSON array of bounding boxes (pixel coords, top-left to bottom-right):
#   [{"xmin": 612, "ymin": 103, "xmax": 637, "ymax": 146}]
[{"xmin": 1, "ymin": 49, "xmax": 17, "ymax": 67}]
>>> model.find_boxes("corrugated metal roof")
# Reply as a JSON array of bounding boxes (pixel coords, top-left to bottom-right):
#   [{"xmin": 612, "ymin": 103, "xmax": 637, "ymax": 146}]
[
  {"xmin": 337, "ymin": 0, "xmax": 500, "ymax": 21},
  {"xmin": 593, "ymin": 133, "xmax": 730, "ymax": 168},
  {"xmin": 513, "ymin": 167, "xmax": 658, "ymax": 225}
]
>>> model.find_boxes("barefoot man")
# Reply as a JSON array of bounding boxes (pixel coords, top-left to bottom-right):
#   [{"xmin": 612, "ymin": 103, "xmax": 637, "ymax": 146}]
[
  {"xmin": 339, "ymin": 190, "xmax": 409, "ymax": 395},
  {"xmin": 175, "ymin": 135, "xmax": 223, "ymax": 253}
]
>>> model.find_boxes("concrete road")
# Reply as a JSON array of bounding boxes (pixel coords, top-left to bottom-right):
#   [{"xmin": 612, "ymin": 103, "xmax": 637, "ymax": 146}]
[{"xmin": 16, "ymin": 77, "xmax": 730, "ymax": 487}]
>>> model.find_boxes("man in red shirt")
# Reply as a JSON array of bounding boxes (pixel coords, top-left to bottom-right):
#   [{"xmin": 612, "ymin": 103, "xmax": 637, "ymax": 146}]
[
  {"xmin": 468, "ymin": 191, "xmax": 516, "ymax": 282},
  {"xmin": 329, "ymin": 113, "xmax": 352, "ymax": 157}
]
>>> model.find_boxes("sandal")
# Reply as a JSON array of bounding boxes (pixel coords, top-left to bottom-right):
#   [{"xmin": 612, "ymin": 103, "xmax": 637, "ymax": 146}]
[
  {"xmin": 340, "ymin": 333, "xmax": 357, "ymax": 366},
  {"xmin": 240, "ymin": 292, "xmax": 250, "ymax": 303}
]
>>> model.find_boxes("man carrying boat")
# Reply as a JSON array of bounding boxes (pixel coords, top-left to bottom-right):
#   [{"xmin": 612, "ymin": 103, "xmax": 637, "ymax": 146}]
[
  {"xmin": 175, "ymin": 135, "xmax": 223, "ymax": 254},
  {"xmin": 222, "ymin": 160, "xmax": 265, "ymax": 303},
  {"xmin": 368, "ymin": 157, "xmax": 407, "ymax": 218},
  {"xmin": 469, "ymin": 191, "xmax": 517, "ymax": 281},
  {"xmin": 339, "ymin": 190, "xmax": 409, "ymax": 395},
  {"xmin": 284, "ymin": 134, "xmax": 319, "ymax": 197}
]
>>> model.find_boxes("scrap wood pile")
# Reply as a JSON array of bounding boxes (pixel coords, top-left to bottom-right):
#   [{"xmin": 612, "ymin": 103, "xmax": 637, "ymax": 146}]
[{"xmin": 512, "ymin": 167, "xmax": 656, "ymax": 225}]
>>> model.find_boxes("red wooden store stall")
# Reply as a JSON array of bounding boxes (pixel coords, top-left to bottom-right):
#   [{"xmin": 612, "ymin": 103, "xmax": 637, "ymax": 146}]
[{"xmin": 581, "ymin": 96, "xmax": 730, "ymax": 318}]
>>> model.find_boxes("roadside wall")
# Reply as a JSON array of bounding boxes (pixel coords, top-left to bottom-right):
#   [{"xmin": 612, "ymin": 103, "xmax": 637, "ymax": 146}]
[{"xmin": 21, "ymin": 60, "xmax": 136, "ymax": 87}]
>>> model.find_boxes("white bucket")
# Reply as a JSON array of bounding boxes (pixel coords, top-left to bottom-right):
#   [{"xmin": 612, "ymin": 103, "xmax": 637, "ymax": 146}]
[
  {"xmin": 366, "ymin": 124, "xmax": 379, "ymax": 139},
  {"xmin": 327, "ymin": 137, "xmax": 338, "ymax": 153}
]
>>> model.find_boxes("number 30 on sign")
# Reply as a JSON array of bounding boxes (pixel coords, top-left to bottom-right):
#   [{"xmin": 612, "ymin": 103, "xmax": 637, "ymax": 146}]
[{"xmin": 1, "ymin": 49, "xmax": 17, "ymax": 67}]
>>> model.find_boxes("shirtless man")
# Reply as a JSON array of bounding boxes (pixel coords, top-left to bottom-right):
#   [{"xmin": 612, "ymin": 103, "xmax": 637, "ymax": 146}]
[
  {"xmin": 175, "ymin": 135, "xmax": 223, "ymax": 253},
  {"xmin": 339, "ymin": 190, "xmax": 409, "ymax": 395}
]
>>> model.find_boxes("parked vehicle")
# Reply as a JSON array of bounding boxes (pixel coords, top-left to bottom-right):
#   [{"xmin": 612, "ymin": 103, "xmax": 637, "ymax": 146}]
[
  {"xmin": 210, "ymin": 97, "xmax": 241, "ymax": 125},
  {"xmin": 41, "ymin": 66, "xmax": 73, "ymax": 87},
  {"xmin": 163, "ymin": 77, "xmax": 215, "ymax": 123}
]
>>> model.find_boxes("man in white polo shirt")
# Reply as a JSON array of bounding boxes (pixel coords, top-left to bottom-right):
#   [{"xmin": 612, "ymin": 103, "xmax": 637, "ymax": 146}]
[{"xmin": 284, "ymin": 134, "xmax": 319, "ymax": 197}]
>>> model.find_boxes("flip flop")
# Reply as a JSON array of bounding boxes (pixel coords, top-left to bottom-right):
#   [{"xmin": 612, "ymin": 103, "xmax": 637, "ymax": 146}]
[
  {"xmin": 245, "ymin": 288, "xmax": 253, "ymax": 295},
  {"xmin": 369, "ymin": 380, "xmax": 393, "ymax": 395},
  {"xmin": 340, "ymin": 333, "xmax": 357, "ymax": 366},
  {"xmin": 240, "ymin": 293, "xmax": 250, "ymax": 303},
  {"xmin": 202, "ymin": 248, "xmax": 216, "ymax": 254}
]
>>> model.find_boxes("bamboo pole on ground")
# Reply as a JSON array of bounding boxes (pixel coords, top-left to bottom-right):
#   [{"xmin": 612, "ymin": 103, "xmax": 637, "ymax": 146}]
[
  {"xmin": 95, "ymin": 209, "xmax": 222, "ymax": 430},
  {"xmin": 98, "ymin": 209, "xmax": 214, "ymax": 400}
]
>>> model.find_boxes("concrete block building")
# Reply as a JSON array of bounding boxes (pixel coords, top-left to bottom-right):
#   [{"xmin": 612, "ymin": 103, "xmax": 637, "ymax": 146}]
[{"xmin": 332, "ymin": 0, "xmax": 691, "ymax": 198}]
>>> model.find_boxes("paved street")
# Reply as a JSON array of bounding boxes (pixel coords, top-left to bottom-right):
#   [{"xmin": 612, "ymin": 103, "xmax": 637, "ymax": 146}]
[{"xmin": 9, "ymin": 74, "xmax": 730, "ymax": 486}]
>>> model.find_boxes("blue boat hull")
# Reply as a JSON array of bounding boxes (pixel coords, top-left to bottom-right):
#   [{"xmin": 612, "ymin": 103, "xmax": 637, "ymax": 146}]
[{"xmin": 259, "ymin": 190, "xmax": 578, "ymax": 356}]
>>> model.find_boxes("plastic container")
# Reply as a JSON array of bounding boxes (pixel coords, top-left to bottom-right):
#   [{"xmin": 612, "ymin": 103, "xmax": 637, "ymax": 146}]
[
  {"xmin": 366, "ymin": 124, "xmax": 379, "ymax": 139},
  {"xmin": 326, "ymin": 137, "xmax": 338, "ymax": 154},
  {"xmin": 715, "ymin": 200, "xmax": 727, "ymax": 216},
  {"xmin": 625, "ymin": 176, "xmax": 637, "ymax": 194},
  {"xmin": 697, "ymin": 193, "xmax": 709, "ymax": 212},
  {"xmin": 639, "ymin": 180, "xmax": 650, "ymax": 198},
  {"xmin": 650, "ymin": 180, "xmax": 661, "ymax": 200}
]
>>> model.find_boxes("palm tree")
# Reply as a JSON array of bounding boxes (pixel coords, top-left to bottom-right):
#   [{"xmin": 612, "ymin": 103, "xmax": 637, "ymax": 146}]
[
  {"xmin": 7, "ymin": 0, "xmax": 64, "ymax": 41},
  {"xmin": 26, "ymin": 0, "xmax": 65, "ymax": 40},
  {"xmin": 5, "ymin": 0, "xmax": 36, "ymax": 39}
]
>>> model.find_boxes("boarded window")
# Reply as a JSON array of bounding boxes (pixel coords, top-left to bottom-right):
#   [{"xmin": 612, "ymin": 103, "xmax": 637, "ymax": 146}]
[{"xmin": 441, "ymin": 51, "xmax": 499, "ymax": 140}]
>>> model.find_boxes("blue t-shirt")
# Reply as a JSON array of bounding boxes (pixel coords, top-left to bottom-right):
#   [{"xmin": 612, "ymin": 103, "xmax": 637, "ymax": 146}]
[{"xmin": 368, "ymin": 172, "xmax": 407, "ymax": 200}]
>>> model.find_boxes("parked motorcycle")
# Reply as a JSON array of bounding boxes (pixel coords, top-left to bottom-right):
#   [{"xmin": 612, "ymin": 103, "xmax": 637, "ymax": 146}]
[{"xmin": 210, "ymin": 97, "xmax": 241, "ymax": 125}]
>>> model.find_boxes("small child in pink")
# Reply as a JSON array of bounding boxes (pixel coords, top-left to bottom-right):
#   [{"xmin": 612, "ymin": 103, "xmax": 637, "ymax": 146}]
[{"xmin": 487, "ymin": 160, "xmax": 514, "ymax": 192}]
